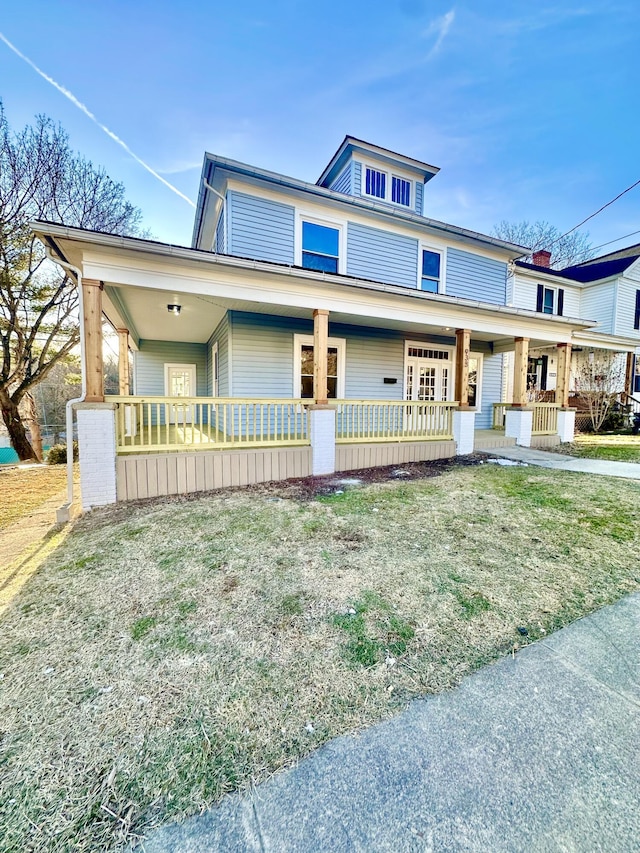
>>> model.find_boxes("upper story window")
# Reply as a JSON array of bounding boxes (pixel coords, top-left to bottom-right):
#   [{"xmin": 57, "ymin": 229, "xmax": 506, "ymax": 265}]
[
  {"xmin": 365, "ymin": 167, "xmax": 386, "ymax": 199},
  {"xmin": 536, "ymin": 284, "xmax": 564, "ymax": 316},
  {"xmin": 391, "ymin": 176, "xmax": 411, "ymax": 207},
  {"xmin": 302, "ymin": 221, "xmax": 339, "ymax": 273},
  {"xmin": 421, "ymin": 249, "xmax": 441, "ymax": 293}
]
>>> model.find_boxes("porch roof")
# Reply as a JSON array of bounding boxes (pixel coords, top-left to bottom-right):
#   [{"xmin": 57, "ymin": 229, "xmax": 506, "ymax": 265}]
[{"xmin": 34, "ymin": 221, "xmax": 596, "ymax": 351}]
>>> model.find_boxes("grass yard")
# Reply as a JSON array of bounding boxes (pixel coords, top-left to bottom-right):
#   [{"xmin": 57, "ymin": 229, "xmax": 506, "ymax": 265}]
[
  {"xmin": 557, "ymin": 432, "xmax": 640, "ymax": 463},
  {"xmin": 0, "ymin": 464, "xmax": 68, "ymax": 530},
  {"xmin": 1, "ymin": 462, "xmax": 639, "ymax": 851}
]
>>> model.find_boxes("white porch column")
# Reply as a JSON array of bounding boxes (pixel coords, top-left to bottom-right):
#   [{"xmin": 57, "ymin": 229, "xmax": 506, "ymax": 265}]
[
  {"xmin": 505, "ymin": 407, "xmax": 533, "ymax": 446},
  {"xmin": 557, "ymin": 409, "xmax": 576, "ymax": 443},
  {"xmin": 309, "ymin": 405, "xmax": 336, "ymax": 476},
  {"xmin": 77, "ymin": 402, "xmax": 118, "ymax": 511},
  {"xmin": 453, "ymin": 408, "xmax": 476, "ymax": 455}
]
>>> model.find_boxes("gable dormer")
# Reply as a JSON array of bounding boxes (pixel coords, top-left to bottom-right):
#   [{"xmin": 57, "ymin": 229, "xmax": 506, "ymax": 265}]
[{"xmin": 316, "ymin": 136, "xmax": 439, "ymax": 217}]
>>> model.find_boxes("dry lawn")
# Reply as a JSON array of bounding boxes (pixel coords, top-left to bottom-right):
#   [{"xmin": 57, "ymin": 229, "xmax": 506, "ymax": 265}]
[
  {"xmin": 0, "ymin": 464, "xmax": 67, "ymax": 530},
  {"xmin": 1, "ymin": 462, "xmax": 639, "ymax": 851}
]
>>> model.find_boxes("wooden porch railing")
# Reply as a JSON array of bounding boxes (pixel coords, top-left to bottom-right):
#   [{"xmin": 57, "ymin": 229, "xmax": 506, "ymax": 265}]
[
  {"xmin": 107, "ymin": 396, "xmax": 310, "ymax": 453},
  {"xmin": 334, "ymin": 400, "xmax": 458, "ymax": 443},
  {"xmin": 492, "ymin": 402, "xmax": 559, "ymax": 435}
]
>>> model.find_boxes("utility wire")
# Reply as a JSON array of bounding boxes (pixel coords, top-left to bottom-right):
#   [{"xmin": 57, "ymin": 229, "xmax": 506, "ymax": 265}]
[{"xmin": 548, "ymin": 177, "xmax": 640, "ymax": 249}]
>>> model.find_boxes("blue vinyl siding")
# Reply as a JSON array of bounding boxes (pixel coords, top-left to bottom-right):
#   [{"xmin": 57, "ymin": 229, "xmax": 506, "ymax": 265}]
[
  {"xmin": 207, "ymin": 314, "xmax": 230, "ymax": 396},
  {"xmin": 352, "ymin": 162, "xmax": 362, "ymax": 197},
  {"xmin": 231, "ymin": 312, "xmax": 406, "ymax": 399},
  {"xmin": 415, "ymin": 181, "xmax": 423, "ymax": 216},
  {"xmin": 330, "ymin": 165, "xmax": 352, "ymax": 195},
  {"xmin": 215, "ymin": 207, "xmax": 225, "ymax": 253},
  {"xmin": 134, "ymin": 340, "xmax": 208, "ymax": 396},
  {"xmin": 227, "ymin": 190, "xmax": 295, "ymax": 264},
  {"xmin": 347, "ymin": 222, "xmax": 419, "ymax": 289},
  {"xmin": 477, "ymin": 351, "xmax": 503, "ymax": 429},
  {"xmin": 446, "ymin": 248, "xmax": 507, "ymax": 305}
]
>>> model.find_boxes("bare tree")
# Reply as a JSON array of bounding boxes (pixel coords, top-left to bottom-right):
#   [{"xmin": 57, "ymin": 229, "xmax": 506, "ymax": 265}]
[
  {"xmin": 492, "ymin": 220, "xmax": 594, "ymax": 268},
  {"xmin": 574, "ymin": 352, "xmax": 626, "ymax": 432},
  {"xmin": 0, "ymin": 103, "xmax": 143, "ymax": 460}
]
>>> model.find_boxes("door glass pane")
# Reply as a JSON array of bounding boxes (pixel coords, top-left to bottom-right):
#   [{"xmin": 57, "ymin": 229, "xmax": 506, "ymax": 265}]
[
  {"xmin": 441, "ymin": 367, "xmax": 448, "ymax": 400},
  {"xmin": 418, "ymin": 367, "xmax": 436, "ymax": 401},
  {"xmin": 406, "ymin": 364, "xmax": 413, "ymax": 400},
  {"xmin": 171, "ymin": 370, "xmax": 191, "ymax": 396}
]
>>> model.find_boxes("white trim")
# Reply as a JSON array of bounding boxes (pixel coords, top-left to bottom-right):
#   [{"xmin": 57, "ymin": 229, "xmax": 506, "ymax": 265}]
[
  {"xmin": 211, "ymin": 341, "xmax": 219, "ymax": 396},
  {"xmin": 468, "ymin": 351, "xmax": 484, "ymax": 412},
  {"xmin": 403, "ymin": 340, "xmax": 455, "ymax": 402},
  {"xmin": 293, "ymin": 333, "xmax": 346, "ymax": 399},
  {"xmin": 164, "ymin": 363, "xmax": 197, "ymax": 397},
  {"xmin": 295, "ymin": 210, "xmax": 346, "ymax": 275},
  {"xmin": 418, "ymin": 244, "xmax": 446, "ymax": 294}
]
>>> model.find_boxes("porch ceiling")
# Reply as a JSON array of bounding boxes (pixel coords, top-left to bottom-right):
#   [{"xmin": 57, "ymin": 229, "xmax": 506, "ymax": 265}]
[{"xmin": 103, "ymin": 282, "xmax": 554, "ymax": 351}]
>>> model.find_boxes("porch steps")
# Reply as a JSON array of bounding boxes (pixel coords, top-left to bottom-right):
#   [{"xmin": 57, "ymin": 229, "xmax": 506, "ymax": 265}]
[{"xmin": 474, "ymin": 430, "xmax": 516, "ymax": 451}]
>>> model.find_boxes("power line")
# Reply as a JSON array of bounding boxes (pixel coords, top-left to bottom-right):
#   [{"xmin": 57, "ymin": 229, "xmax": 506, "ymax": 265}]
[
  {"xmin": 549, "ymin": 177, "xmax": 640, "ymax": 249},
  {"xmin": 587, "ymin": 229, "xmax": 640, "ymax": 255}
]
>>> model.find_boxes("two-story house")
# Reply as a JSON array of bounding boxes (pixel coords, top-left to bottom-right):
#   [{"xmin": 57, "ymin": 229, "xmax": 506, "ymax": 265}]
[
  {"xmin": 34, "ymin": 136, "xmax": 596, "ymax": 512},
  {"xmin": 509, "ymin": 246, "xmax": 640, "ymax": 405}
]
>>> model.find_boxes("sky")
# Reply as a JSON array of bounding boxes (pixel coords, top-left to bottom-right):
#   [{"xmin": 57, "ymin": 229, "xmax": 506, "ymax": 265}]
[{"xmin": 1, "ymin": 0, "xmax": 639, "ymax": 255}]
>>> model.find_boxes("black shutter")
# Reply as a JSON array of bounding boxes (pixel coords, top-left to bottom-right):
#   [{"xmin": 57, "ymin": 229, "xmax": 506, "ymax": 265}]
[
  {"xmin": 557, "ymin": 288, "xmax": 564, "ymax": 316},
  {"xmin": 635, "ymin": 291, "xmax": 640, "ymax": 330},
  {"xmin": 536, "ymin": 284, "xmax": 544, "ymax": 313}
]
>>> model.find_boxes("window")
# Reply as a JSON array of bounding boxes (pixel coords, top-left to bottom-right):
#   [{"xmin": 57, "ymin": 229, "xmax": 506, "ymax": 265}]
[
  {"xmin": 421, "ymin": 249, "xmax": 441, "ymax": 292},
  {"xmin": 634, "ymin": 290, "xmax": 640, "ymax": 330},
  {"xmin": 536, "ymin": 284, "xmax": 564, "ymax": 316},
  {"xmin": 302, "ymin": 221, "xmax": 339, "ymax": 273},
  {"xmin": 468, "ymin": 355, "xmax": 480, "ymax": 407},
  {"xmin": 391, "ymin": 176, "xmax": 411, "ymax": 207},
  {"xmin": 365, "ymin": 167, "xmax": 386, "ymax": 199},
  {"xmin": 211, "ymin": 342, "xmax": 219, "ymax": 397},
  {"xmin": 294, "ymin": 335, "xmax": 345, "ymax": 399}
]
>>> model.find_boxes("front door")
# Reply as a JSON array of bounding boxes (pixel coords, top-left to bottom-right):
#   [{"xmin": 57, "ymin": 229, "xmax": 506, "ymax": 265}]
[
  {"xmin": 405, "ymin": 352, "xmax": 451, "ymax": 433},
  {"xmin": 165, "ymin": 364, "xmax": 196, "ymax": 424}
]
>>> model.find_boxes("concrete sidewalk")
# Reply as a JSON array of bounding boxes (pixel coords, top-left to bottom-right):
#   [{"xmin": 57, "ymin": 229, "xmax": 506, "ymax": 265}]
[
  {"xmin": 481, "ymin": 444, "xmax": 640, "ymax": 480},
  {"xmin": 141, "ymin": 593, "xmax": 640, "ymax": 853}
]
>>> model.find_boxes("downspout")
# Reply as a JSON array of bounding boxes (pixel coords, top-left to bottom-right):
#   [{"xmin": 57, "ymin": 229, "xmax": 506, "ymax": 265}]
[{"xmin": 45, "ymin": 246, "xmax": 86, "ymax": 523}]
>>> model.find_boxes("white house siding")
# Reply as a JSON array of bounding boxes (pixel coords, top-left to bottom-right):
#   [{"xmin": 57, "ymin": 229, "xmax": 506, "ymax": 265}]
[
  {"xmin": 570, "ymin": 349, "xmax": 627, "ymax": 393},
  {"xmin": 346, "ymin": 222, "xmax": 419, "ymax": 289},
  {"xmin": 134, "ymin": 341, "xmax": 208, "ymax": 396},
  {"xmin": 227, "ymin": 190, "xmax": 295, "ymax": 264},
  {"xmin": 580, "ymin": 282, "xmax": 616, "ymax": 334},
  {"xmin": 613, "ymin": 277, "xmax": 640, "ymax": 339},
  {"xmin": 446, "ymin": 249, "xmax": 507, "ymax": 304},
  {"xmin": 207, "ymin": 314, "xmax": 230, "ymax": 396},
  {"xmin": 512, "ymin": 277, "xmax": 580, "ymax": 316},
  {"xmin": 415, "ymin": 181, "xmax": 424, "ymax": 216},
  {"xmin": 214, "ymin": 207, "xmax": 225, "ymax": 253}
]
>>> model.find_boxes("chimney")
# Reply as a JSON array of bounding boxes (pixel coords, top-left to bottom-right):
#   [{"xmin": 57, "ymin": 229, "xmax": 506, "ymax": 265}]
[{"xmin": 532, "ymin": 249, "xmax": 551, "ymax": 268}]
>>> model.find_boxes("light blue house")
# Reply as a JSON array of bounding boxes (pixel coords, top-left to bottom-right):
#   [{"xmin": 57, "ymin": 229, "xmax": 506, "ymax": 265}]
[{"xmin": 35, "ymin": 137, "xmax": 595, "ymax": 510}]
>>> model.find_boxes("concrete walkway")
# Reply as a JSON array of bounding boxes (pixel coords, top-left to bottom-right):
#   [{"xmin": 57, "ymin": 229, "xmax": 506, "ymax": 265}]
[
  {"xmin": 480, "ymin": 444, "xmax": 640, "ymax": 480},
  {"xmin": 141, "ymin": 593, "xmax": 640, "ymax": 853}
]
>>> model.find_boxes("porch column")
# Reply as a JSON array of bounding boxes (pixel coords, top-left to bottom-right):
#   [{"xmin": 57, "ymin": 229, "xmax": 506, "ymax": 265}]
[
  {"xmin": 625, "ymin": 352, "xmax": 634, "ymax": 398},
  {"xmin": 505, "ymin": 336, "xmax": 532, "ymax": 446},
  {"xmin": 455, "ymin": 328, "xmax": 471, "ymax": 407},
  {"xmin": 313, "ymin": 308, "xmax": 329, "ymax": 405},
  {"xmin": 117, "ymin": 328, "xmax": 130, "ymax": 395},
  {"xmin": 82, "ymin": 278, "xmax": 104, "ymax": 403},
  {"xmin": 556, "ymin": 343, "xmax": 572, "ymax": 408},
  {"xmin": 512, "ymin": 336, "xmax": 529, "ymax": 406}
]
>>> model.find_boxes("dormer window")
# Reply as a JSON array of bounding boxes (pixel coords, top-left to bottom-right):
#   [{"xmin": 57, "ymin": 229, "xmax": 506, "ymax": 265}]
[
  {"xmin": 536, "ymin": 284, "xmax": 564, "ymax": 316},
  {"xmin": 391, "ymin": 176, "xmax": 411, "ymax": 207},
  {"xmin": 365, "ymin": 167, "xmax": 386, "ymax": 199}
]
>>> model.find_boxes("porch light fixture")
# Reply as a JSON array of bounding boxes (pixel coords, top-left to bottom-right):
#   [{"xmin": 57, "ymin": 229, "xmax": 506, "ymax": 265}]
[{"xmin": 167, "ymin": 303, "xmax": 181, "ymax": 316}]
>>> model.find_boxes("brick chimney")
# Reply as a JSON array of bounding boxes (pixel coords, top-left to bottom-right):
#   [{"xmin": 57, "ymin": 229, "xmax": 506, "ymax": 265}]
[{"xmin": 532, "ymin": 249, "xmax": 551, "ymax": 268}]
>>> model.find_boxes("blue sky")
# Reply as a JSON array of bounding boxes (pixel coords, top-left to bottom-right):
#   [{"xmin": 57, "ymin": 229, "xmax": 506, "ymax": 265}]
[{"xmin": 1, "ymin": 1, "xmax": 638, "ymax": 254}]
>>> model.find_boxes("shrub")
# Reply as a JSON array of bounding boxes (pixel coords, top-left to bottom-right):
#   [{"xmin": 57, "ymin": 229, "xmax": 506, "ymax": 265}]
[{"xmin": 47, "ymin": 442, "xmax": 78, "ymax": 464}]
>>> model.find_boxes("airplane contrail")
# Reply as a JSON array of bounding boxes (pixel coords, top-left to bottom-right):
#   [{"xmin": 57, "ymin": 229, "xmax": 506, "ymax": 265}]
[{"xmin": 0, "ymin": 31, "xmax": 196, "ymax": 208}]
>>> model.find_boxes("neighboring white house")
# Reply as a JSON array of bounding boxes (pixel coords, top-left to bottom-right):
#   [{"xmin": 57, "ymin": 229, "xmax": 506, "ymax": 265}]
[
  {"xmin": 34, "ymin": 136, "xmax": 603, "ymax": 511},
  {"xmin": 508, "ymin": 246, "xmax": 640, "ymax": 402}
]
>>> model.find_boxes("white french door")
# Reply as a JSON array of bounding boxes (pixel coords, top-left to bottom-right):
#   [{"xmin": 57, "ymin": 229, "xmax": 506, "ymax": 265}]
[
  {"xmin": 164, "ymin": 364, "xmax": 196, "ymax": 424},
  {"xmin": 405, "ymin": 359, "xmax": 450, "ymax": 402}
]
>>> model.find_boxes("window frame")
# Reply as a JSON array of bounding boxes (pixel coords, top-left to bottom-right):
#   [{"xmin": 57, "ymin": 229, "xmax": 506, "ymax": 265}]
[
  {"xmin": 467, "ymin": 352, "xmax": 484, "ymax": 411},
  {"xmin": 293, "ymin": 334, "xmax": 346, "ymax": 399},
  {"xmin": 418, "ymin": 246, "xmax": 445, "ymax": 293},
  {"xmin": 391, "ymin": 175, "xmax": 411, "ymax": 207},
  {"xmin": 536, "ymin": 283, "xmax": 564, "ymax": 316},
  {"xmin": 295, "ymin": 212, "xmax": 345, "ymax": 275},
  {"xmin": 211, "ymin": 342, "xmax": 219, "ymax": 397}
]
